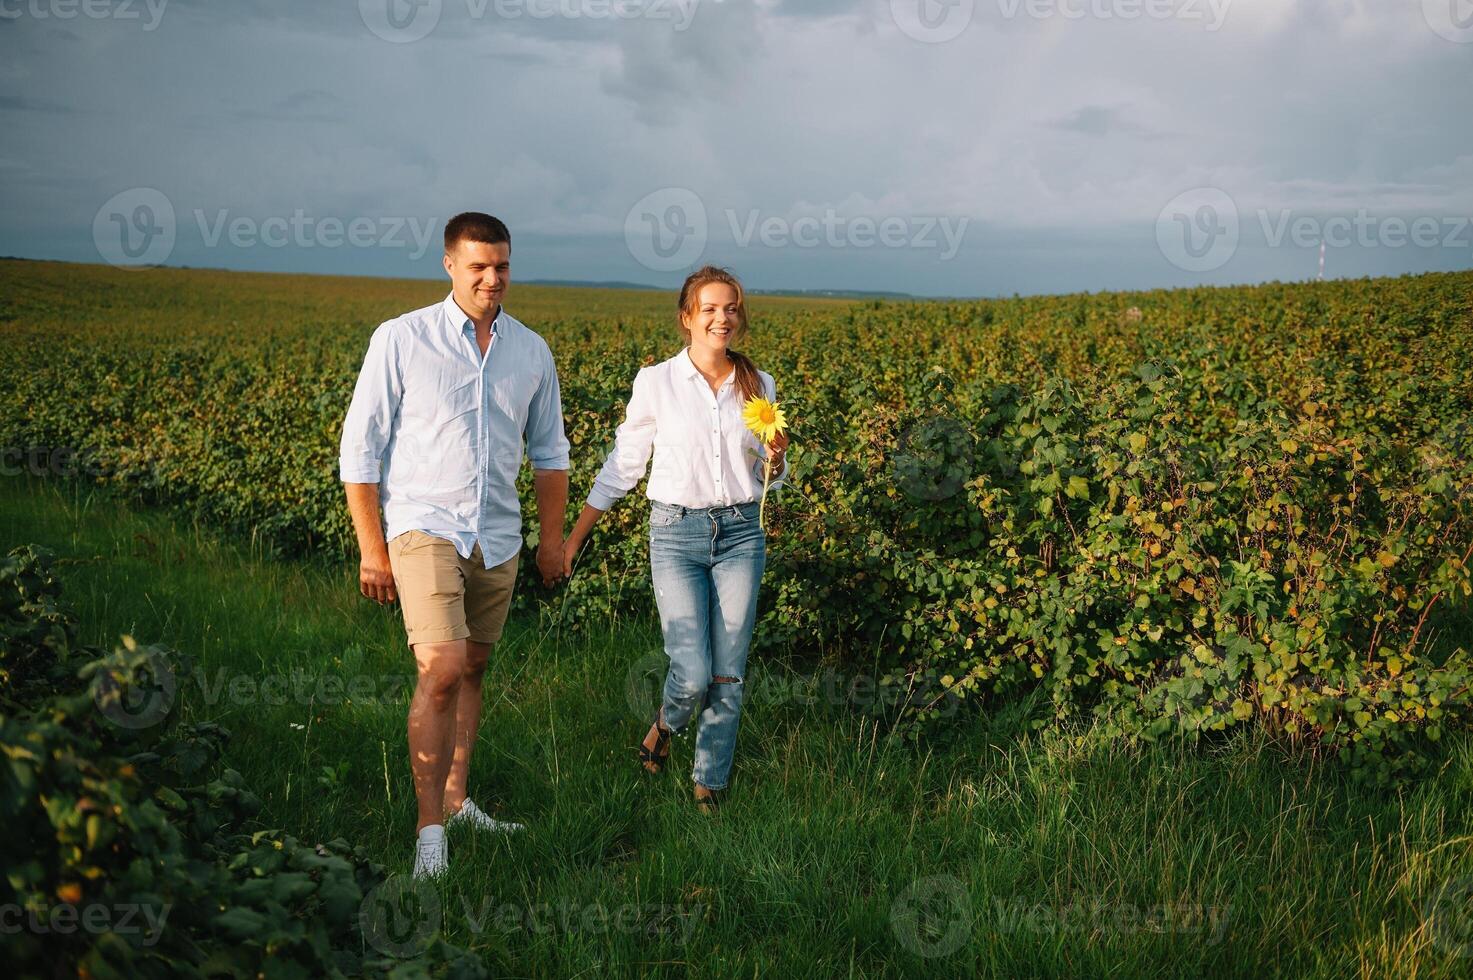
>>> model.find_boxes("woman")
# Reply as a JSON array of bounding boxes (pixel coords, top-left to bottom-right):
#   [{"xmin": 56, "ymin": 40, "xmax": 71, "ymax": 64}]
[{"xmin": 561, "ymin": 266, "xmax": 789, "ymax": 812}]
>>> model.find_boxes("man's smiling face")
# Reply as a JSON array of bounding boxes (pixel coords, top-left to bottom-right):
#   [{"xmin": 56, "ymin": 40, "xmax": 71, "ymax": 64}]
[{"xmin": 444, "ymin": 239, "xmax": 510, "ymax": 321}]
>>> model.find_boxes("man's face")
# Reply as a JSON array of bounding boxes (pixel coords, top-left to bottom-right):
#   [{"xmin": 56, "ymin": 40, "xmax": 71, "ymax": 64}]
[{"xmin": 444, "ymin": 239, "xmax": 510, "ymax": 317}]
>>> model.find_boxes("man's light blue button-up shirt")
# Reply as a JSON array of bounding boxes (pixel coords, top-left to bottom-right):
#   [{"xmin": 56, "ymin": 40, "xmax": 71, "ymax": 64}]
[{"xmin": 339, "ymin": 293, "xmax": 570, "ymax": 568}]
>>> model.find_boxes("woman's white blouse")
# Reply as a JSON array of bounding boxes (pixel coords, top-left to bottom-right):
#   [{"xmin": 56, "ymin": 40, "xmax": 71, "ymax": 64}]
[{"xmin": 586, "ymin": 348, "xmax": 788, "ymax": 511}]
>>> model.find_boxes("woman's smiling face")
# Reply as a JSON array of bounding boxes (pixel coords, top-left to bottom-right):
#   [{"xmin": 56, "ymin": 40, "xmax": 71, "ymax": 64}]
[{"xmin": 683, "ymin": 281, "xmax": 743, "ymax": 354}]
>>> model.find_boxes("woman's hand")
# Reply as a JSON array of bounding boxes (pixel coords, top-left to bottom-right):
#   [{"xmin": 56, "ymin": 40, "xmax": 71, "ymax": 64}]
[
  {"xmin": 766, "ymin": 429, "xmax": 789, "ymax": 471},
  {"xmin": 561, "ymin": 535, "xmax": 581, "ymax": 578}
]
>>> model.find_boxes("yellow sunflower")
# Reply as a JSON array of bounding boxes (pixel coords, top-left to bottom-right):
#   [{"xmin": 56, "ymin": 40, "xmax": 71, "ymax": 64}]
[
  {"xmin": 742, "ymin": 396, "xmax": 787, "ymax": 444},
  {"xmin": 742, "ymin": 394, "xmax": 789, "ymax": 530}
]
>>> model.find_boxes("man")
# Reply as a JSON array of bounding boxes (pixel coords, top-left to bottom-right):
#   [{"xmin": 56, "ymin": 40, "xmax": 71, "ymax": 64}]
[{"xmin": 339, "ymin": 212, "xmax": 569, "ymax": 878}]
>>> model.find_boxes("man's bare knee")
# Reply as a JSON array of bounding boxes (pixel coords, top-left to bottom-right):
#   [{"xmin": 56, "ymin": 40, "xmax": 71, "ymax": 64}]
[
  {"xmin": 413, "ymin": 641, "xmax": 467, "ymax": 709},
  {"xmin": 463, "ymin": 640, "xmax": 491, "ymax": 679}
]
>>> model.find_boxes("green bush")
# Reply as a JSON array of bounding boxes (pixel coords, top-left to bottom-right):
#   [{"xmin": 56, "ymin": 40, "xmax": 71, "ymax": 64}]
[
  {"xmin": 0, "ymin": 546, "xmax": 485, "ymax": 977},
  {"xmin": 2, "ymin": 260, "xmax": 1471, "ymax": 779}
]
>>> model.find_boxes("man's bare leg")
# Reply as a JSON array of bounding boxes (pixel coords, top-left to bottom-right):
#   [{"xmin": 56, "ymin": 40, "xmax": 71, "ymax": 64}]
[
  {"xmin": 408, "ymin": 639, "xmax": 466, "ymax": 832},
  {"xmin": 442, "ymin": 639, "xmax": 491, "ymax": 816}
]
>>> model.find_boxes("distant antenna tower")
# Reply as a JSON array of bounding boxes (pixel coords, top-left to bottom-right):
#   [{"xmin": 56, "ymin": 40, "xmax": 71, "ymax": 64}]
[{"xmin": 1316, "ymin": 240, "xmax": 1326, "ymax": 281}]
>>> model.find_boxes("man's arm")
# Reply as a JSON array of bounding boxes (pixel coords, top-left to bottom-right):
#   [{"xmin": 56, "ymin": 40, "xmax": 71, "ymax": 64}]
[
  {"xmin": 346, "ymin": 482, "xmax": 397, "ymax": 604},
  {"xmin": 525, "ymin": 343, "xmax": 572, "ymax": 586},
  {"xmin": 339, "ymin": 320, "xmax": 404, "ymax": 603},
  {"xmin": 532, "ymin": 468, "xmax": 569, "ymax": 586}
]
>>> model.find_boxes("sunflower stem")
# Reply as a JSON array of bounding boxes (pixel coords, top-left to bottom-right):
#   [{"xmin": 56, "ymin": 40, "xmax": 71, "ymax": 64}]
[{"xmin": 759, "ymin": 456, "xmax": 771, "ymax": 529}]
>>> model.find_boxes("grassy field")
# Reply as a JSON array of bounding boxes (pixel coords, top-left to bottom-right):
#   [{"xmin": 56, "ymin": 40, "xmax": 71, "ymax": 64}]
[
  {"xmin": 6, "ymin": 470, "xmax": 1473, "ymax": 978},
  {"xmin": 4, "ymin": 260, "xmax": 1472, "ymax": 976}
]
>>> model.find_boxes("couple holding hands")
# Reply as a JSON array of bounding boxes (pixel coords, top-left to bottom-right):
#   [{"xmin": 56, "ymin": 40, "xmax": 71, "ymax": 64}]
[{"xmin": 339, "ymin": 212, "xmax": 789, "ymax": 877}]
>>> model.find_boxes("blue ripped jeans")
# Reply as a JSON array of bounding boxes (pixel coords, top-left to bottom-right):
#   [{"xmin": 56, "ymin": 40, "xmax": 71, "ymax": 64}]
[{"xmin": 649, "ymin": 499, "xmax": 766, "ymax": 791}]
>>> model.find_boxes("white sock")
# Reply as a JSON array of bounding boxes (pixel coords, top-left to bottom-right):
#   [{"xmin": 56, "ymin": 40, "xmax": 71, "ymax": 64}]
[{"xmin": 418, "ymin": 823, "xmax": 445, "ymax": 841}]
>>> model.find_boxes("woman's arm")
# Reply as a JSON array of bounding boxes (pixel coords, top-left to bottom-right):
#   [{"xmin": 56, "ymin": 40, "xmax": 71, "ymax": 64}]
[
  {"xmin": 563, "ymin": 367, "xmax": 657, "ymax": 575},
  {"xmin": 563, "ymin": 502, "xmax": 605, "ymax": 576}
]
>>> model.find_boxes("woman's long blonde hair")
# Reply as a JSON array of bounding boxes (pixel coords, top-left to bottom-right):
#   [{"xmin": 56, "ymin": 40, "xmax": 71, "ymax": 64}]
[{"xmin": 677, "ymin": 265, "xmax": 765, "ymax": 404}]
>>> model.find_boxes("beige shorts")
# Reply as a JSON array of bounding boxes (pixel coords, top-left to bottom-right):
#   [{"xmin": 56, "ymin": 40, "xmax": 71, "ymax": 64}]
[{"xmin": 387, "ymin": 530, "xmax": 519, "ymax": 647}]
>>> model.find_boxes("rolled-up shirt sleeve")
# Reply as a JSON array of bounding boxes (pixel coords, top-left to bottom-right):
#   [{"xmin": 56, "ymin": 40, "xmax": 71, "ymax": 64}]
[
  {"xmin": 586, "ymin": 367, "xmax": 657, "ymax": 511},
  {"xmin": 751, "ymin": 372, "xmax": 788, "ymax": 491},
  {"xmin": 526, "ymin": 344, "xmax": 571, "ymax": 470},
  {"xmin": 339, "ymin": 321, "xmax": 403, "ymax": 484}
]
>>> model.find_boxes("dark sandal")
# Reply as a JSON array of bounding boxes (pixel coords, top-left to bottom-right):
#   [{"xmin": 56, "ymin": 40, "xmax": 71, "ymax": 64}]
[{"xmin": 638, "ymin": 714, "xmax": 671, "ymax": 774}]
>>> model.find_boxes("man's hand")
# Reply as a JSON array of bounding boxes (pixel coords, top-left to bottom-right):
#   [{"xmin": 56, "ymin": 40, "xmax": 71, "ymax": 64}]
[
  {"xmin": 537, "ymin": 537, "xmax": 565, "ymax": 587},
  {"xmin": 360, "ymin": 550, "xmax": 397, "ymax": 604}
]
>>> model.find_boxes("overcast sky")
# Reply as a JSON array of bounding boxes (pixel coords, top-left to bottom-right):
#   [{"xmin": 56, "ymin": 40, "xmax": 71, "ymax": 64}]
[{"xmin": 2, "ymin": 0, "xmax": 1470, "ymax": 296}]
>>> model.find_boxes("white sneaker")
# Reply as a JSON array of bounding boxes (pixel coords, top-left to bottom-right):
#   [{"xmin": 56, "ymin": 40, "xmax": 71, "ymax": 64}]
[
  {"xmin": 412, "ymin": 824, "xmax": 448, "ymax": 879},
  {"xmin": 447, "ymin": 798, "xmax": 525, "ymax": 834}
]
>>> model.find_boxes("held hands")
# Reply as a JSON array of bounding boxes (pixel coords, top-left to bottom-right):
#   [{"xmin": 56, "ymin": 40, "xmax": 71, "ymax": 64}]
[
  {"xmin": 537, "ymin": 536, "xmax": 567, "ymax": 587},
  {"xmin": 561, "ymin": 535, "xmax": 581, "ymax": 580}
]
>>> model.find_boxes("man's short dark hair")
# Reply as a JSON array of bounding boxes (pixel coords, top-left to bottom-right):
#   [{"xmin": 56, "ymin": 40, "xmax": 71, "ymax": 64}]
[{"xmin": 444, "ymin": 212, "xmax": 511, "ymax": 252}]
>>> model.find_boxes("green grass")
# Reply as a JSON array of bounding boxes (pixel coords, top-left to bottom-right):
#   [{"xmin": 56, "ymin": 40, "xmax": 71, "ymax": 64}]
[{"xmin": 5, "ymin": 472, "xmax": 1473, "ymax": 978}]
